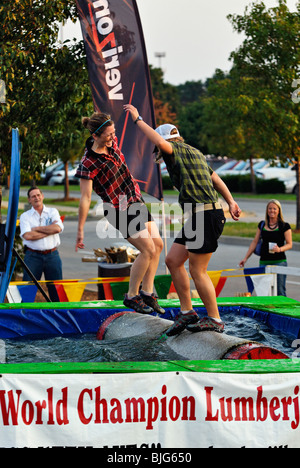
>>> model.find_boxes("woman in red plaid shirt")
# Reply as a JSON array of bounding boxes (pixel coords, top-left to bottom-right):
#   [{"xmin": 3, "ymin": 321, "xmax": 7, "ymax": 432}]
[{"xmin": 75, "ymin": 112, "xmax": 165, "ymax": 315}]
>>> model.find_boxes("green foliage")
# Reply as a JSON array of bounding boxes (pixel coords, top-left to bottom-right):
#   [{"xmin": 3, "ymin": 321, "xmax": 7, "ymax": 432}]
[
  {"xmin": 0, "ymin": 0, "xmax": 93, "ymax": 176},
  {"xmin": 227, "ymin": 0, "xmax": 300, "ymax": 161},
  {"xmin": 161, "ymin": 175, "xmax": 175, "ymax": 191},
  {"xmin": 220, "ymin": 175, "xmax": 286, "ymax": 194}
]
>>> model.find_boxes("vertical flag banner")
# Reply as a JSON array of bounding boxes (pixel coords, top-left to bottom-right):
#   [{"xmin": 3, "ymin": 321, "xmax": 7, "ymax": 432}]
[{"xmin": 76, "ymin": 0, "xmax": 163, "ymax": 200}]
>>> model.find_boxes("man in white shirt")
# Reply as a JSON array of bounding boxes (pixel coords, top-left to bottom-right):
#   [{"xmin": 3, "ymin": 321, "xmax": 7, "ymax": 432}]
[{"xmin": 20, "ymin": 187, "xmax": 64, "ymax": 301}]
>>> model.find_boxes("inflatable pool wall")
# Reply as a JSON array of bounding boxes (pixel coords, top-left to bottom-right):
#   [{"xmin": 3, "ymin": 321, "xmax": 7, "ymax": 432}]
[{"xmin": 0, "ymin": 296, "xmax": 298, "ymax": 361}]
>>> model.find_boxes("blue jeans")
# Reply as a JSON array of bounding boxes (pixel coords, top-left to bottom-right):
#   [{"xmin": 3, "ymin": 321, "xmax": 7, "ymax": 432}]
[
  {"xmin": 260, "ymin": 261, "xmax": 287, "ymax": 297},
  {"xmin": 277, "ymin": 262, "xmax": 287, "ymax": 297},
  {"xmin": 23, "ymin": 249, "xmax": 63, "ymax": 301}
]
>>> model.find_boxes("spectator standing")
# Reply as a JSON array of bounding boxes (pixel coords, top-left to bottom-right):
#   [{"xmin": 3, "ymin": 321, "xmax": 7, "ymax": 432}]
[
  {"xmin": 239, "ymin": 199, "xmax": 292, "ymax": 296},
  {"xmin": 20, "ymin": 187, "xmax": 64, "ymax": 301}
]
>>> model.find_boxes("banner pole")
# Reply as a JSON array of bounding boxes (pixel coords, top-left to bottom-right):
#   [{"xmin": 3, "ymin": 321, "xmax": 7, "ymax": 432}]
[
  {"xmin": 76, "ymin": 0, "xmax": 162, "ymax": 200},
  {"xmin": 161, "ymin": 198, "xmax": 169, "ymax": 275}
]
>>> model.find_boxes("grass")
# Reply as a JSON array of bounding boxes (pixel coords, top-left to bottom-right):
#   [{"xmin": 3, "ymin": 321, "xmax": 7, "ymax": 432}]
[
  {"xmin": 231, "ymin": 192, "xmax": 297, "ymax": 202},
  {"xmin": 1, "ymin": 192, "xmax": 97, "ymax": 218},
  {"xmin": 223, "ymin": 222, "xmax": 300, "ymax": 242},
  {"xmin": 0, "ymin": 207, "xmax": 78, "ymax": 218},
  {"xmin": 20, "ymin": 185, "xmax": 298, "ymax": 201},
  {"xmin": 3, "ymin": 195, "xmax": 97, "ymax": 209},
  {"xmin": 163, "ymin": 190, "xmax": 297, "ymax": 202},
  {"xmin": 223, "ymin": 222, "xmax": 259, "ymax": 238}
]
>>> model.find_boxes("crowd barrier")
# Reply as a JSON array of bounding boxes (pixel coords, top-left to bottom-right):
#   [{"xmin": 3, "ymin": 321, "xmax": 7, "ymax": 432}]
[{"xmin": 5, "ymin": 266, "xmax": 292, "ymax": 303}]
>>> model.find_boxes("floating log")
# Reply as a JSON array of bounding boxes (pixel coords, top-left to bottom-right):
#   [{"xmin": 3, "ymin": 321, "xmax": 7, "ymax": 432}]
[{"xmin": 97, "ymin": 312, "xmax": 289, "ymax": 361}]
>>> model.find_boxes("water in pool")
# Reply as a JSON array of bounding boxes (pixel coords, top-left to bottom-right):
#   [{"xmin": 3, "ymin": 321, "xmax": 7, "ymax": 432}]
[{"xmin": 2, "ymin": 312, "xmax": 296, "ymax": 363}]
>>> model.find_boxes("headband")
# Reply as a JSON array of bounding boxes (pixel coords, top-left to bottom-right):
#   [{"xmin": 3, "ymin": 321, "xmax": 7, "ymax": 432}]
[{"xmin": 94, "ymin": 119, "xmax": 111, "ymax": 135}]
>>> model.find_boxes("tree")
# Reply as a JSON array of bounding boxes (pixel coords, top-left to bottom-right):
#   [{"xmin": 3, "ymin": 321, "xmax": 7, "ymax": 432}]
[
  {"xmin": 149, "ymin": 66, "xmax": 179, "ymax": 125},
  {"xmin": 202, "ymin": 1, "xmax": 300, "ymax": 215},
  {"xmin": 203, "ymin": 69, "xmax": 284, "ymax": 192},
  {"xmin": 177, "ymin": 80, "xmax": 208, "ymax": 152},
  {"xmin": 228, "ymin": 0, "xmax": 300, "ymax": 227},
  {"xmin": 0, "ymin": 0, "xmax": 93, "ymax": 204},
  {"xmin": 150, "ymin": 68, "xmax": 209, "ymax": 151}
]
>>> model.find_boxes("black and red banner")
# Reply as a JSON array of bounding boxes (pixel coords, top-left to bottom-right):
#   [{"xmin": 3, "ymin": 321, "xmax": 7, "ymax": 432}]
[{"xmin": 76, "ymin": 0, "xmax": 163, "ymax": 200}]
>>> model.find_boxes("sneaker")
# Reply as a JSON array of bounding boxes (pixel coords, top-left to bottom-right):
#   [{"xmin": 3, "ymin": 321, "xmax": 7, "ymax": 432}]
[
  {"xmin": 187, "ymin": 317, "xmax": 225, "ymax": 334},
  {"xmin": 165, "ymin": 310, "xmax": 199, "ymax": 337},
  {"xmin": 123, "ymin": 294, "xmax": 154, "ymax": 314},
  {"xmin": 140, "ymin": 291, "xmax": 166, "ymax": 315}
]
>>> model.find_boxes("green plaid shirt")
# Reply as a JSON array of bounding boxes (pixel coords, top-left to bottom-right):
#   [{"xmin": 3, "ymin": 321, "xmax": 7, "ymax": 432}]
[{"xmin": 164, "ymin": 142, "xmax": 219, "ymax": 207}]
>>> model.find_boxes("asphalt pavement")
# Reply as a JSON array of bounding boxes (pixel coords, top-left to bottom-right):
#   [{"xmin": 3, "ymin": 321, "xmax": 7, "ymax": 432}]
[{"xmin": 19, "ymin": 189, "xmax": 300, "ymax": 301}]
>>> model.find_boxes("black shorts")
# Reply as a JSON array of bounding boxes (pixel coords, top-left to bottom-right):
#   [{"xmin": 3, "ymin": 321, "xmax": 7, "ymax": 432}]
[
  {"xmin": 174, "ymin": 209, "xmax": 226, "ymax": 254},
  {"xmin": 104, "ymin": 202, "xmax": 154, "ymax": 239}
]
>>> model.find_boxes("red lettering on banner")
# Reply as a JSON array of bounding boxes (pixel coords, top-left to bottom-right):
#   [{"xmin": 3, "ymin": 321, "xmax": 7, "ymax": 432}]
[
  {"xmin": 160, "ymin": 385, "xmax": 168, "ymax": 422},
  {"xmin": 95, "ymin": 386, "xmax": 109, "ymax": 424},
  {"xmin": 146, "ymin": 397, "xmax": 159, "ymax": 430},
  {"xmin": 77, "ymin": 385, "xmax": 196, "ymax": 431},
  {"xmin": 35, "ymin": 399, "xmax": 47, "ymax": 425},
  {"xmin": 98, "ymin": 32, "xmax": 116, "ymax": 52},
  {"xmin": 205, "ymin": 387, "xmax": 219, "ymax": 422},
  {"xmin": 0, "ymin": 390, "xmax": 21, "ymax": 426},
  {"xmin": 235, "ymin": 397, "xmax": 255, "ymax": 422},
  {"xmin": 56, "ymin": 388, "xmax": 69, "ymax": 426},
  {"xmin": 205, "ymin": 385, "xmax": 300, "ymax": 430},
  {"xmin": 47, "ymin": 387, "xmax": 54, "ymax": 425},
  {"xmin": 0, "ymin": 387, "xmax": 69, "ymax": 427},
  {"xmin": 257, "ymin": 385, "xmax": 268, "ymax": 421},
  {"xmin": 22, "ymin": 400, "xmax": 34, "ymax": 426},
  {"xmin": 219, "ymin": 398, "xmax": 233, "ymax": 422},
  {"xmin": 125, "ymin": 397, "xmax": 147, "ymax": 424},
  {"xmin": 110, "ymin": 398, "xmax": 123, "ymax": 424},
  {"xmin": 292, "ymin": 386, "xmax": 300, "ymax": 430},
  {"xmin": 77, "ymin": 388, "xmax": 93, "ymax": 424},
  {"xmin": 270, "ymin": 397, "xmax": 281, "ymax": 422},
  {"xmin": 0, "ymin": 382, "xmax": 299, "ymax": 434}
]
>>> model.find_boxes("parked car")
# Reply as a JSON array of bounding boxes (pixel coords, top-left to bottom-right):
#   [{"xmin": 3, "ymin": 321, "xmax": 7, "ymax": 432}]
[
  {"xmin": 48, "ymin": 162, "xmax": 80, "ymax": 186},
  {"xmin": 256, "ymin": 164, "xmax": 297, "ymax": 194},
  {"xmin": 217, "ymin": 159, "xmax": 266, "ymax": 177},
  {"xmin": 238, "ymin": 159, "xmax": 271, "ymax": 175},
  {"xmin": 40, "ymin": 160, "xmax": 63, "ymax": 184},
  {"xmin": 215, "ymin": 160, "xmax": 238, "ymax": 175},
  {"xmin": 252, "ymin": 160, "xmax": 271, "ymax": 172},
  {"xmin": 284, "ymin": 176, "xmax": 298, "ymax": 194}
]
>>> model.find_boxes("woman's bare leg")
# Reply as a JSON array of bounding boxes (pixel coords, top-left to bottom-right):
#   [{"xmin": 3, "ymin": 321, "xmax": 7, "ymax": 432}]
[
  {"xmin": 126, "ymin": 222, "xmax": 162, "ymax": 296},
  {"xmin": 141, "ymin": 221, "xmax": 164, "ymax": 293},
  {"xmin": 165, "ymin": 243, "xmax": 191, "ymax": 311},
  {"xmin": 189, "ymin": 252, "xmax": 220, "ymax": 320}
]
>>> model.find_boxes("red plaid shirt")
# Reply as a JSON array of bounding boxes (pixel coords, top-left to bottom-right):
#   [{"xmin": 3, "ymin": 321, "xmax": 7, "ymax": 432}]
[{"xmin": 76, "ymin": 137, "xmax": 142, "ymax": 211}]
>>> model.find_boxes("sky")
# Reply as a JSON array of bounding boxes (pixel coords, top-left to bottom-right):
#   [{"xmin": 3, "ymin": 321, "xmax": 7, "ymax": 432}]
[{"xmin": 64, "ymin": 0, "xmax": 299, "ymax": 85}]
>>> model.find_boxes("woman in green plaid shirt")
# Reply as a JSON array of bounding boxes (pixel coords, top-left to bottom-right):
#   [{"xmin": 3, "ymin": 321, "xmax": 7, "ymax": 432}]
[{"xmin": 124, "ymin": 105, "xmax": 241, "ymax": 336}]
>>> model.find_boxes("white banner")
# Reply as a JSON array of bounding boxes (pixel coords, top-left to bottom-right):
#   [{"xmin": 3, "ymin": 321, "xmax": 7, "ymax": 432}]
[{"xmin": 0, "ymin": 372, "xmax": 299, "ymax": 448}]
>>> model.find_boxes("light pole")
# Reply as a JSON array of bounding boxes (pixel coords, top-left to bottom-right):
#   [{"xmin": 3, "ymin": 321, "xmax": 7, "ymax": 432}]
[{"xmin": 155, "ymin": 52, "xmax": 166, "ymax": 69}]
